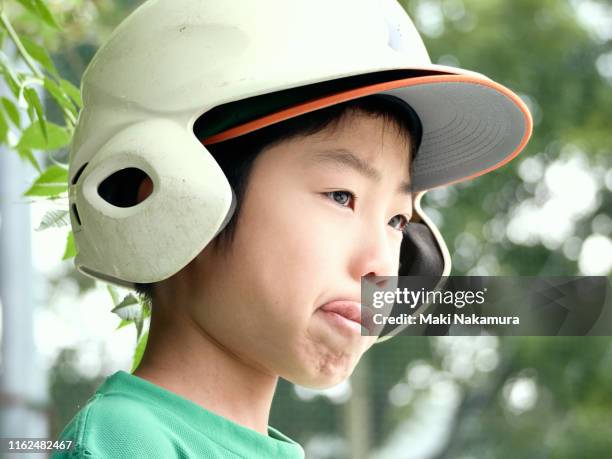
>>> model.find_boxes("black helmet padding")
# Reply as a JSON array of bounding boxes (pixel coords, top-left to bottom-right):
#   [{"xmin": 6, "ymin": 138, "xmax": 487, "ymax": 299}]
[
  {"xmin": 376, "ymin": 220, "xmax": 447, "ymax": 338},
  {"xmin": 399, "ymin": 221, "xmax": 445, "ymax": 277}
]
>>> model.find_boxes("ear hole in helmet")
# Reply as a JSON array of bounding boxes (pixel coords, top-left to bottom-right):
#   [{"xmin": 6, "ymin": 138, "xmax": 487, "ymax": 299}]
[{"xmin": 98, "ymin": 168, "xmax": 153, "ymax": 208}]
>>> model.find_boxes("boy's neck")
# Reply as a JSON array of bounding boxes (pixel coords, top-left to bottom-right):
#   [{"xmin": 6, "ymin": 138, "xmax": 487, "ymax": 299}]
[{"xmin": 133, "ymin": 299, "xmax": 278, "ymax": 435}]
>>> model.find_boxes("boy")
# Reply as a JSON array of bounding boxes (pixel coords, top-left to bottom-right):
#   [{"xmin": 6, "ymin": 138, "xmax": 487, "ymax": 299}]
[{"xmin": 55, "ymin": 0, "xmax": 532, "ymax": 457}]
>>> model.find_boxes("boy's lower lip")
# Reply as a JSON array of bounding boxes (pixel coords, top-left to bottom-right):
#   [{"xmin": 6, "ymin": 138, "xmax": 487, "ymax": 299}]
[
  {"xmin": 317, "ymin": 309, "xmax": 364, "ymax": 336},
  {"xmin": 317, "ymin": 300, "xmax": 375, "ymax": 334}
]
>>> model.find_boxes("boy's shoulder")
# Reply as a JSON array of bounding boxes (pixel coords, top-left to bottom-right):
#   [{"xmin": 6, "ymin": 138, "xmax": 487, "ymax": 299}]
[
  {"xmin": 52, "ymin": 381, "xmax": 178, "ymax": 459},
  {"xmin": 53, "ymin": 370, "xmax": 304, "ymax": 459}
]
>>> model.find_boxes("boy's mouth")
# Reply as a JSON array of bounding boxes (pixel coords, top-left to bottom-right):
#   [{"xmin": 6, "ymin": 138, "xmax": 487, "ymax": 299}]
[{"xmin": 317, "ymin": 300, "xmax": 375, "ymax": 334}]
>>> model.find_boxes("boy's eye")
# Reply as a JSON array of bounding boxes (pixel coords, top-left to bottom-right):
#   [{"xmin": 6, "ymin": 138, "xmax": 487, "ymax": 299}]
[
  {"xmin": 389, "ymin": 214, "xmax": 409, "ymax": 232},
  {"xmin": 326, "ymin": 190, "xmax": 354, "ymax": 208},
  {"xmin": 325, "ymin": 191, "xmax": 410, "ymax": 232}
]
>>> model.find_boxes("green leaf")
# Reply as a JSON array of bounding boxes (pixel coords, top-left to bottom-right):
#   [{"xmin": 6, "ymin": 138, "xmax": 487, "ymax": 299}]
[
  {"xmin": 23, "ymin": 87, "xmax": 46, "ymax": 141},
  {"xmin": 17, "ymin": 148, "xmax": 41, "ymax": 172},
  {"xmin": 17, "ymin": 121, "xmax": 70, "ymax": 151},
  {"xmin": 24, "ymin": 164, "xmax": 67, "ymax": 197},
  {"xmin": 107, "ymin": 285, "xmax": 120, "ymax": 306},
  {"xmin": 15, "ymin": 0, "xmax": 60, "ymax": 29},
  {"xmin": 113, "ymin": 294, "xmax": 139, "ymax": 309},
  {"xmin": 2, "ymin": 97, "xmax": 21, "ymax": 127},
  {"xmin": 1, "ymin": 72, "xmax": 21, "ymax": 97},
  {"xmin": 0, "ymin": 52, "xmax": 21, "ymax": 97},
  {"xmin": 134, "ymin": 314, "xmax": 144, "ymax": 341},
  {"xmin": 62, "ymin": 230, "xmax": 76, "ymax": 260},
  {"xmin": 34, "ymin": 0, "xmax": 59, "ymax": 29},
  {"xmin": 60, "ymin": 78, "xmax": 82, "ymax": 109},
  {"xmin": 14, "ymin": 0, "xmax": 39, "ymax": 16},
  {"xmin": 20, "ymin": 36, "xmax": 59, "ymax": 78},
  {"xmin": 0, "ymin": 109, "xmax": 8, "ymax": 144},
  {"xmin": 131, "ymin": 331, "xmax": 149, "ymax": 372},
  {"xmin": 142, "ymin": 301, "xmax": 151, "ymax": 318},
  {"xmin": 111, "ymin": 294, "xmax": 141, "ymax": 321},
  {"xmin": 115, "ymin": 318, "xmax": 133, "ymax": 330},
  {"xmin": 44, "ymin": 77, "xmax": 76, "ymax": 118},
  {"xmin": 35, "ymin": 209, "xmax": 69, "ymax": 231},
  {"xmin": 111, "ymin": 295, "xmax": 149, "ymax": 340}
]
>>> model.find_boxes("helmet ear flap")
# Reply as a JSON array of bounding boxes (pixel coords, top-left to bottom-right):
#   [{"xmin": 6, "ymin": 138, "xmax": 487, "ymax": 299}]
[
  {"xmin": 398, "ymin": 191, "xmax": 450, "ymax": 278},
  {"xmin": 374, "ymin": 193, "xmax": 451, "ymax": 344},
  {"xmin": 374, "ymin": 222, "xmax": 448, "ymax": 343},
  {"xmin": 397, "ymin": 190, "xmax": 451, "ymax": 277},
  {"xmin": 399, "ymin": 222, "xmax": 445, "ymax": 277},
  {"xmin": 71, "ymin": 118, "xmax": 234, "ymax": 286}
]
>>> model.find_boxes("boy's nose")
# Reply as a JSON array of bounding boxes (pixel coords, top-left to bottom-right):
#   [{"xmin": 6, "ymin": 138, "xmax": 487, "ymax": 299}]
[{"xmin": 349, "ymin": 225, "xmax": 399, "ymax": 281}]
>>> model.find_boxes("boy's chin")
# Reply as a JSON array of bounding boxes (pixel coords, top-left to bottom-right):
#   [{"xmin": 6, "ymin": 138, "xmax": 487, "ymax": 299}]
[{"xmin": 288, "ymin": 364, "xmax": 358, "ymax": 390}]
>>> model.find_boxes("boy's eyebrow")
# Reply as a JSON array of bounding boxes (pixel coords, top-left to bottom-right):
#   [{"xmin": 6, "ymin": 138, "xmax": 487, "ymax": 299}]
[{"xmin": 308, "ymin": 148, "xmax": 412, "ymax": 195}]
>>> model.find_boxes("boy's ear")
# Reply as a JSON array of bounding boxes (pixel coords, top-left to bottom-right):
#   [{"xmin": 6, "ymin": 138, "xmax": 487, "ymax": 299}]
[{"xmin": 137, "ymin": 176, "xmax": 154, "ymax": 204}]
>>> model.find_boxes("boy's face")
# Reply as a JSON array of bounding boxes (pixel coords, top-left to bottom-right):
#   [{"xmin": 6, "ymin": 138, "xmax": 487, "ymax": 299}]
[{"xmin": 186, "ymin": 111, "xmax": 412, "ymax": 389}]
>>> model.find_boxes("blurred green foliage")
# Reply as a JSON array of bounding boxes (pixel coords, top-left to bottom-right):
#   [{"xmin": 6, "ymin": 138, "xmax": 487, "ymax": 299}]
[{"xmin": 400, "ymin": 0, "xmax": 612, "ymax": 279}]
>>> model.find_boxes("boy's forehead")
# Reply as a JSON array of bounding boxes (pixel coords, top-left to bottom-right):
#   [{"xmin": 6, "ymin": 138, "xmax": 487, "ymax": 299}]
[
  {"xmin": 320, "ymin": 109, "xmax": 412, "ymax": 145},
  {"xmin": 303, "ymin": 147, "xmax": 412, "ymax": 196},
  {"xmin": 297, "ymin": 114, "xmax": 413, "ymax": 190}
]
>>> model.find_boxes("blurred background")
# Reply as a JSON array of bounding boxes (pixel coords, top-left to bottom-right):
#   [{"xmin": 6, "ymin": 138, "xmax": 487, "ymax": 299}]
[{"xmin": 0, "ymin": 0, "xmax": 611, "ymax": 458}]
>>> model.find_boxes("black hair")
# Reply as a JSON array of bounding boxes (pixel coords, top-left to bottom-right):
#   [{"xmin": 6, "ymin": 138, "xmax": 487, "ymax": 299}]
[{"xmin": 135, "ymin": 95, "xmax": 421, "ymax": 303}]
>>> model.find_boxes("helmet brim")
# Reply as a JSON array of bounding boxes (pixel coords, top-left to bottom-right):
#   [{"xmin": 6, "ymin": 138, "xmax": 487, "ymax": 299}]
[{"xmin": 200, "ymin": 71, "xmax": 532, "ymax": 192}]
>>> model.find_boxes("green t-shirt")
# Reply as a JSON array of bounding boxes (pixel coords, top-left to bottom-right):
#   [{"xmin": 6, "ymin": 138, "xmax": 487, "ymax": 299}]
[{"xmin": 52, "ymin": 370, "xmax": 305, "ymax": 459}]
